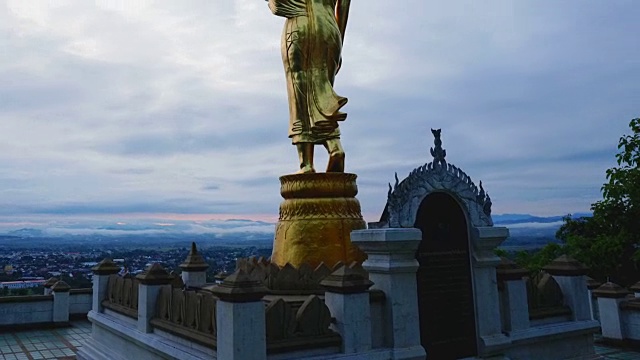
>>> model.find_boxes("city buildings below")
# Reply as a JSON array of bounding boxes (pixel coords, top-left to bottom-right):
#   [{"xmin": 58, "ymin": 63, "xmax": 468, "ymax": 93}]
[{"xmin": 1, "ymin": 279, "xmax": 46, "ymax": 289}]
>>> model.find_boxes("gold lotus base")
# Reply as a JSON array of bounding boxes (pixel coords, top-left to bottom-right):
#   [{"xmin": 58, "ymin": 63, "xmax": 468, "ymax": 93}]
[{"xmin": 271, "ymin": 173, "xmax": 367, "ymax": 269}]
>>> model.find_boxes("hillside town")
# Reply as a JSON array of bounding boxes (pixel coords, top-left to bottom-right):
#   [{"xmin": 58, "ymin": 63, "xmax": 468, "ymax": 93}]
[{"xmin": 0, "ymin": 242, "xmax": 271, "ymax": 294}]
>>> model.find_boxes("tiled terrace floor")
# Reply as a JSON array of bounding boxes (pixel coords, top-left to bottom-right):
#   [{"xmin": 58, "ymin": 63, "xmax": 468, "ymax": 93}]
[
  {"xmin": 0, "ymin": 321, "xmax": 640, "ymax": 359},
  {"xmin": 0, "ymin": 321, "xmax": 90, "ymax": 360},
  {"xmin": 596, "ymin": 342, "xmax": 640, "ymax": 360}
]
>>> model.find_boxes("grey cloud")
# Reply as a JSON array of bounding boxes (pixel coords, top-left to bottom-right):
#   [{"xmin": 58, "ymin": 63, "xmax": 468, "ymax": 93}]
[
  {"xmin": 0, "ymin": 199, "xmax": 243, "ymax": 216},
  {"xmin": 236, "ymin": 176, "xmax": 280, "ymax": 188},
  {"xmin": 0, "ymin": 0, "xmax": 638, "ymax": 221},
  {"xmin": 109, "ymin": 167, "xmax": 155, "ymax": 175},
  {"xmin": 94, "ymin": 126, "xmax": 282, "ymax": 156}
]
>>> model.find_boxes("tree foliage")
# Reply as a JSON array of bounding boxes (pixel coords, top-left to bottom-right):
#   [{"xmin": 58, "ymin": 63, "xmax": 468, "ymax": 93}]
[
  {"xmin": 555, "ymin": 118, "xmax": 640, "ymax": 285},
  {"xmin": 514, "ymin": 243, "xmax": 565, "ymax": 275}
]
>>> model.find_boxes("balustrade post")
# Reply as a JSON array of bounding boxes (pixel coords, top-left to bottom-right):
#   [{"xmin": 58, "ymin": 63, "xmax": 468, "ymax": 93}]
[
  {"xmin": 543, "ymin": 255, "xmax": 591, "ymax": 321},
  {"xmin": 320, "ymin": 265, "xmax": 373, "ymax": 353},
  {"xmin": 496, "ymin": 258, "xmax": 529, "ymax": 332},
  {"xmin": 587, "ymin": 277, "xmax": 603, "ymax": 321},
  {"xmin": 136, "ymin": 263, "xmax": 172, "ymax": 333},
  {"xmin": 350, "ymin": 228, "xmax": 425, "ymax": 359},
  {"xmin": 90, "ymin": 258, "xmax": 120, "ymax": 313},
  {"xmin": 52, "ymin": 280, "xmax": 71, "ymax": 323},
  {"xmin": 630, "ymin": 281, "xmax": 640, "ymax": 298},
  {"xmin": 180, "ymin": 242, "xmax": 209, "ymax": 288},
  {"xmin": 470, "ymin": 226, "xmax": 510, "ymax": 353},
  {"xmin": 210, "ymin": 269, "xmax": 267, "ymax": 360},
  {"xmin": 44, "ymin": 277, "xmax": 58, "ymax": 295},
  {"xmin": 593, "ymin": 282, "xmax": 630, "ymax": 340}
]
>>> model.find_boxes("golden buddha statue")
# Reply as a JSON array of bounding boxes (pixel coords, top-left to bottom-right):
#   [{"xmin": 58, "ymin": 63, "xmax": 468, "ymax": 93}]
[
  {"xmin": 267, "ymin": 0, "xmax": 365, "ymax": 270},
  {"xmin": 268, "ymin": 0, "xmax": 351, "ymax": 174}
]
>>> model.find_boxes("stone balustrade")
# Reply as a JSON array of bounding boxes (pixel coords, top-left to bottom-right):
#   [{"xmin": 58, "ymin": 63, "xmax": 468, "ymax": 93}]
[
  {"xmin": 236, "ymin": 256, "xmax": 351, "ymax": 292},
  {"xmin": 592, "ymin": 281, "xmax": 640, "ymax": 344},
  {"xmin": 150, "ymin": 286, "xmax": 218, "ymax": 347},
  {"xmin": 496, "ymin": 257, "xmax": 529, "ymax": 332},
  {"xmin": 586, "ymin": 276, "xmax": 603, "ymax": 321},
  {"xmin": 101, "ymin": 274, "xmax": 139, "ymax": 318},
  {"xmin": 82, "ymin": 259, "xmax": 348, "ymax": 360},
  {"xmin": 146, "ymin": 276, "xmax": 341, "ymax": 355},
  {"xmin": 0, "ymin": 280, "xmax": 91, "ymax": 329},
  {"xmin": 80, "ymin": 238, "xmax": 606, "ymax": 360},
  {"xmin": 525, "ymin": 271, "xmax": 572, "ymax": 324},
  {"xmin": 490, "ymin": 255, "xmax": 599, "ymax": 359},
  {"xmin": 80, "ymin": 236, "xmax": 432, "ymax": 360}
]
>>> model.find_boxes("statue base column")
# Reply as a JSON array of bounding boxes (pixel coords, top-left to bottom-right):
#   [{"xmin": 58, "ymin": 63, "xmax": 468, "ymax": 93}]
[{"xmin": 272, "ymin": 173, "xmax": 367, "ymax": 269}]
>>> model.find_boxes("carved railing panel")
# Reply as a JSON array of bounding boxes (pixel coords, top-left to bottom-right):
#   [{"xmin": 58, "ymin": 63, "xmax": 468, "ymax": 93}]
[
  {"xmin": 151, "ymin": 286, "xmax": 217, "ymax": 348},
  {"xmin": 295, "ymin": 295, "xmax": 332, "ymax": 336},
  {"xmin": 102, "ymin": 274, "xmax": 138, "ymax": 318},
  {"xmin": 171, "ymin": 288, "xmax": 185, "ymax": 325},
  {"xmin": 150, "ymin": 283, "xmax": 340, "ymax": 353},
  {"xmin": 526, "ymin": 272, "xmax": 571, "ymax": 320},
  {"xmin": 266, "ymin": 295, "xmax": 341, "ymax": 354},
  {"xmin": 237, "ymin": 257, "xmax": 364, "ymax": 292},
  {"xmin": 266, "ymin": 298, "xmax": 295, "ymax": 341},
  {"xmin": 169, "ymin": 271, "xmax": 185, "ymax": 289},
  {"xmin": 621, "ymin": 298, "xmax": 640, "ymax": 311}
]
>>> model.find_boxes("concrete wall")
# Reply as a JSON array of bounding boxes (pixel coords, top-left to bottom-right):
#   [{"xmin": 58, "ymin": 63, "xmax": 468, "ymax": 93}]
[
  {"xmin": 0, "ymin": 296, "xmax": 53, "ymax": 326},
  {"xmin": 69, "ymin": 291, "xmax": 93, "ymax": 315},
  {"xmin": 0, "ymin": 288, "xmax": 93, "ymax": 327},
  {"xmin": 370, "ymin": 296, "xmax": 385, "ymax": 349},
  {"xmin": 619, "ymin": 307, "xmax": 640, "ymax": 340}
]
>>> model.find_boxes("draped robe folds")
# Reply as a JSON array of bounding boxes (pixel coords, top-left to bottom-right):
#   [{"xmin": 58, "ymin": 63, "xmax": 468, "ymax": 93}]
[{"xmin": 269, "ymin": 0, "xmax": 347, "ymax": 144}]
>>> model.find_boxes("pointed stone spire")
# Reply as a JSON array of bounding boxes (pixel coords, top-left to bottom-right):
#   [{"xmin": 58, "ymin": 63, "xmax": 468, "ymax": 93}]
[
  {"xmin": 593, "ymin": 281, "xmax": 630, "ymax": 298},
  {"xmin": 586, "ymin": 276, "xmax": 603, "ymax": 290},
  {"xmin": 51, "ymin": 280, "xmax": 71, "ymax": 292},
  {"xmin": 136, "ymin": 263, "xmax": 172, "ymax": 286},
  {"xmin": 320, "ymin": 265, "xmax": 373, "ymax": 294},
  {"xmin": 496, "ymin": 257, "xmax": 528, "ymax": 282},
  {"xmin": 43, "ymin": 277, "xmax": 59, "ymax": 295},
  {"xmin": 91, "ymin": 258, "xmax": 121, "ymax": 275},
  {"xmin": 44, "ymin": 277, "xmax": 59, "ymax": 288},
  {"xmin": 208, "ymin": 269, "xmax": 267, "ymax": 303},
  {"xmin": 179, "ymin": 242, "xmax": 209, "ymax": 271},
  {"xmin": 542, "ymin": 255, "xmax": 588, "ymax": 276}
]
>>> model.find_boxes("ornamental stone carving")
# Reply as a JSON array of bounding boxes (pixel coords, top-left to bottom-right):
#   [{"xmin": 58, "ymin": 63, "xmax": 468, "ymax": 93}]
[
  {"xmin": 377, "ymin": 129, "xmax": 493, "ymax": 228},
  {"xmin": 236, "ymin": 256, "xmax": 366, "ymax": 292}
]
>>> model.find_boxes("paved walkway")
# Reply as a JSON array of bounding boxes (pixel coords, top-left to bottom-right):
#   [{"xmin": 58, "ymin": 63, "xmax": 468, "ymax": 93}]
[
  {"xmin": 1, "ymin": 321, "xmax": 640, "ymax": 359},
  {"xmin": 0, "ymin": 321, "xmax": 90, "ymax": 360},
  {"xmin": 595, "ymin": 341, "xmax": 640, "ymax": 360}
]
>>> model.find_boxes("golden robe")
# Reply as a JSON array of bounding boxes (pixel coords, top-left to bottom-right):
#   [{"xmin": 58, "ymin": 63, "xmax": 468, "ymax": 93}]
[{"xmin": 269, "ymin": 0, "xmax": 347, "ymax": 144}]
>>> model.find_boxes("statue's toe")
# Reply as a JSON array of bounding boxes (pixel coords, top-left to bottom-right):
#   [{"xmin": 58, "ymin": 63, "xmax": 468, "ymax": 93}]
[{"xmin": 332, "ymin": 111, "xmax": 347, "ymax": 121}]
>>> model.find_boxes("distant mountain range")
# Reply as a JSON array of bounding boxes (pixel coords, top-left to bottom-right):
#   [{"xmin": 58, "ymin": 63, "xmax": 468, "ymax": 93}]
[
  {"xmin": 492, "ymin": 212, "xmax": 591, "ymax": 225},
  {"xmin": 2, "ymin": 219, "xmax": 275, "ymax": 238},
  {"xmin": 0, "ymin": 213, "xmax": 592, "ymax": 239}
]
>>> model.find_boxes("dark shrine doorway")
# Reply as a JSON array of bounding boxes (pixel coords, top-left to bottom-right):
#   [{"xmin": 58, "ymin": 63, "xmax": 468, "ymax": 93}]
[{"xmin": 414, "ymin": 192, "xmax": 477, "ymax": 359}]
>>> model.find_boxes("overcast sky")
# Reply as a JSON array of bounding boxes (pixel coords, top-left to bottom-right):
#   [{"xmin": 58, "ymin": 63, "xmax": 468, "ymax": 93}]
[{"xmin": 0, "ymin": 0, "xmax": 638, "ymax": 227}]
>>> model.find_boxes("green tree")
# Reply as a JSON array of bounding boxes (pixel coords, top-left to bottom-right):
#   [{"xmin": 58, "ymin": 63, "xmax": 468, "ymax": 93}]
[
  {"xmin": 556, "ymin": 118, "xmax": 640, "ymax": 285},
  {"xmin": 12, "ymin": 288, "xmax": 28, "ymax": 296},
  {"xmin": 515, "ymin": 243, "xmax": 566, "ymax": 275}
]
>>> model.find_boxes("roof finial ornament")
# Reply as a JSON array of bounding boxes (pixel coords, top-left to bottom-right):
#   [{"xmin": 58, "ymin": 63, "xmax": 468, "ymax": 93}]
[{"xmin": 430, "ymin": 128, "xmax": 447, "ymax": 166}]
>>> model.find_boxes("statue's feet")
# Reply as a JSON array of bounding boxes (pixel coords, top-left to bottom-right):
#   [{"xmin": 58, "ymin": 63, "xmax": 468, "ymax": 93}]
[
  {"xmin": 297, "ymin": 165, "xmax": 316, "ymax": 174},
  {"xmin": 324, "ymin": 138, "xmax": 345, "ymax": 173},
  {"xmin": 326, "ymin": 150, "xmax": 345, "ymax": 172}
]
